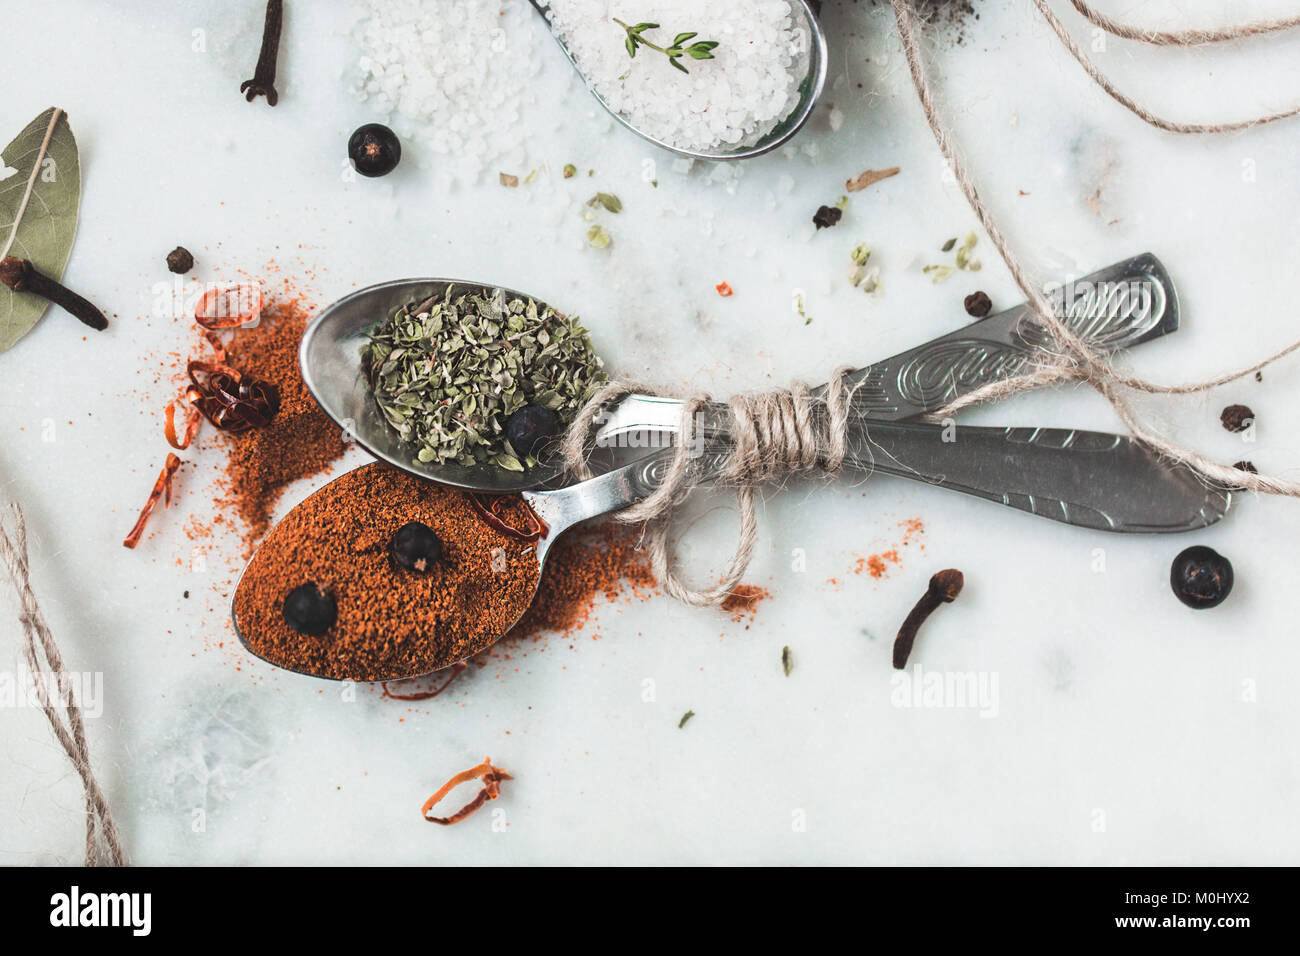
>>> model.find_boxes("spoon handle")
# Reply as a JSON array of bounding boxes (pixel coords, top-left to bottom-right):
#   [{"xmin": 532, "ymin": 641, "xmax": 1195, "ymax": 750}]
[
  {"xmin": 838, "ymin": 420, "xmax": 1229, "ymax": 533},
  {"xmin": 594, "ymin": 253, "xmax": 1177, "ymax": 443},
  {"xmin": 541, "ymin": 417, "xmax": 1228, "ymax": 535}
]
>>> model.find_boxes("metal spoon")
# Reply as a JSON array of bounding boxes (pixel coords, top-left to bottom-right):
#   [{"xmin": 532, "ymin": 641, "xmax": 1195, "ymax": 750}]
[
  {"xmin": 232, "ymin": 417, "xmax": 1230, "ymax": 680},
  {"xmin": 300, "ymin": 254, "xmax": 1177, "ymax": 495},
  {"xmin": 594, "ymin": 253, "xmax": 1178, "ymax": 443},
  {"xmin": 527, "ymin": 0, "xmax": 829, "ymax": 161}
]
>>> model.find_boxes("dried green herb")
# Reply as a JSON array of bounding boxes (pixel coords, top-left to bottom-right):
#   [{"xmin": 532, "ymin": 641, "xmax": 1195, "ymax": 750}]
[
  {"xmin": 781, "ymin": 646, "xmax": 793, "ymax": 676},
  {"xmin": 563, "ymin": 163, "xmax": 577, "ymax": 178},
  {"xmin": 940, "ymin": 237, "xmax": 957, "ymax": 252},
  {"xmin": 615, "ymin": 19, "xmax": 719, "ymax": 74},
  {"xmin": 847, "ymin": 242, "xmax": 880, "ymax": 293},
  {"xmin": 361, "ymin": 288, "xmax": 607, "ymax": 470},
  {"xmin": 587, "ymin": 192, "xmax": 622, "ymax": 214},
  {"xmin": 678, "ymin": 710, "xmax": 695, "ymax": 728},
  {"xmin": 586, "ymin": 224, "xmax": 612, "ymax": 249},
  {"xmin": 0, "ymin": 108, "xmax": 81, "ymax": 353},
  {"xmin": 955, "ymin": 231, "xmax": 981, "ymax": 271}
]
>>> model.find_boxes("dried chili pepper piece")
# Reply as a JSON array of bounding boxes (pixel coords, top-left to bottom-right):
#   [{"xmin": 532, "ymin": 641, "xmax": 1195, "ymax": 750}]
[
  {"xmin": 195, "ymin": 282, "xmax": 263, "ymax": 329},
  {"xmin": 123, "ymin": 454, "xmax": 182, "ymax": 549},
  {"xmin": 468, "ymin": 493, "xmax": 548, "ymax": 543},
  {"xmin": 382, "ymin": 662, "xmax": 468, "ymax": 701},
  {"xmin": 164, "ymin": 400, "xmax": 203, "ymax": 450},
  {"xmin": 186, "ymin": 358, "xmax": 280, "ymax": 432},
  {"xmin": 421, "ymin": 756, "xmax": 512, "ymax": 826}
]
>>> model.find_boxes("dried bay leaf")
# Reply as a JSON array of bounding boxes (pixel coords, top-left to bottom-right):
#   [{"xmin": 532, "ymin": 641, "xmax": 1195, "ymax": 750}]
[{"xmin": 0, "ymin": 107, "xmax": 81, "ymax": 354}]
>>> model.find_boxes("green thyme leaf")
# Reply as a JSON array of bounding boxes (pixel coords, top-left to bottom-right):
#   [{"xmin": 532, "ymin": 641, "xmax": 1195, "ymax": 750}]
[{"xmin": 678, "ymin": 710, "xmax": 695, "ymax": 729}]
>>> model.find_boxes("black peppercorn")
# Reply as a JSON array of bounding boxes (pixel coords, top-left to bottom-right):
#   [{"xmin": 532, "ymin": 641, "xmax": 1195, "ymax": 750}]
[
  {"xmin": 166, "ymin": 246, "xmax": 195, "ymax": 274},
  {"xmin": 964, "ymin": 290, "xmax": 992, "ymax": 318},
  {"xmin": 505, "ymin": 405, "xmax": 559, "ymax": 460},
  {"xmin": 1220, "ymin": 404, "xmax": 1254, "ymax": 433},
  {"xmin": 282, "ymin": 582, "xmax": 337, "ymax": 634},
  {"xmin": 391, "ymin": 521, "xmax": 444, "ymax": 573},
  {"xmin": 348, "ymin": 124, "xmax": 402, "ymax": 178},
  {"xmin": 812, "ymin": 205, "xmax": 842, "ymax": 230},
  {"xmin": 1169, "ymin": 546, "xmax": 1233, "ymax": 609}
]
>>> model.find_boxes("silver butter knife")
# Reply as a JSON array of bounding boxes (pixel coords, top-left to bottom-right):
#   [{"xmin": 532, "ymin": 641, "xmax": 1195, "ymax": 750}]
[{"xmin": 595, "ymin": 252, "xmax": 1177, "ymax": 442}]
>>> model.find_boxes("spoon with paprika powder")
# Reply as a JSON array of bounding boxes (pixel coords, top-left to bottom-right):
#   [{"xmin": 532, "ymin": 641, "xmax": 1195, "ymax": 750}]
[{"xmin": 230, "ymin": 453, "xmax": 719, "ymax": 682}]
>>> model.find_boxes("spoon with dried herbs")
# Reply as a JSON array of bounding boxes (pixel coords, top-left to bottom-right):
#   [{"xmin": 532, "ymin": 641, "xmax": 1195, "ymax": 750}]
[{"xmin": 301, "ymin": 279, "xmax": 608, "ymax": 493}]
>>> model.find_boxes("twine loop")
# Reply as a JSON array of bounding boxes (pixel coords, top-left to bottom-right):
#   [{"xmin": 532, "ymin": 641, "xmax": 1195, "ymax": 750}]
[{"xmin": 563, "ymin": 369, "xmax": 859, "ymax": 607}]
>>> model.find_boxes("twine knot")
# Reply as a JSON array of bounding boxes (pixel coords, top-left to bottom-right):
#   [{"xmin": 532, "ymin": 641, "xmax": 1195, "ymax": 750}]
[{"xmin": 562, "ymin": 368, "xmax": 859, "ymax": 607}]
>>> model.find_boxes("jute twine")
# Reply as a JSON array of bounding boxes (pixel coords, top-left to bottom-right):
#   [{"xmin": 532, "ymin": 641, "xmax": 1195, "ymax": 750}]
[
  {"xmin": 0, "ymin": 502, "xmax": 125, "ymax": 866},
  {"xmin": 562, "ymin": 0, "xmax": 1300, "ymax": 607},
  {"xmin": 1034, "ymin": 0, "xmax": 1300, "ymax": 132}
]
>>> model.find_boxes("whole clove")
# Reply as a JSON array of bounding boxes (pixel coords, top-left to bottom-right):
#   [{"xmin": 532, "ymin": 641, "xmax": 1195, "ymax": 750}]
[
  {"xmin": 240, "ymin": 0, "xmax": 284, "ymax": 106},
  {"xmin": 0, "ymin": 256, "xmax": 107, "ymax": 331},
  {"xmin": 964, "ymin": 290, "xmax": 992, "ymax": 318},
  {"xmin": 892, "ymin": 568, "xmax": 964, "ymax": 669}
]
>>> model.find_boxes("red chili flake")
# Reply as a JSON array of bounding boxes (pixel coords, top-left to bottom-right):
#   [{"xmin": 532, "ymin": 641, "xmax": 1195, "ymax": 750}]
[
  {"xmin": 468, "ymin": 493, "xmax": 548, "ymax": 543},
  {"xmin": 186, "ymin": 359, "xmax": 280, "ymax": 433},
  {"xmin": 382, "ymin": 662, "xmax": 468, "ymax": 701},
  {"xmin": 123, "ymin": 454, "xmax": 182, "ymax": 549},
  {"xmin": 194, "ymin": 282, "xmax": 263, "ymax": 329},
  {"xmin": 716, "ymin": 281, "xmax": 734, "ymax": 297},
  {"xmin": 421, "ymin": 757, "xmax": 512, "ymax": 826},
  {"xmin": 164, "ymin": 400, "xmax": 203, "ymax": 450}
]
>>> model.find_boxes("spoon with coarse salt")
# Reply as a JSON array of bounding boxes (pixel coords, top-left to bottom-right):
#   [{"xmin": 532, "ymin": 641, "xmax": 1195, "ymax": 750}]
[{"xmin": 527, "ymin": 0, "xmax": 828, "ymax": 161}]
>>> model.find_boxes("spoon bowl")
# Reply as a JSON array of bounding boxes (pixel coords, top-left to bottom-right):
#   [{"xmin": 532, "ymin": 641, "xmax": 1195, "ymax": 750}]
[
  {"xmin": 529, "ymin": 0, "xmax": 828, "ymax": 161},
  {"xmin": 230, "ymin": 452, "xmax": 679, "ymax": 682},
  {"xmin": 300, "ymin": 278, "xmax": 571, "ymax": 493}
]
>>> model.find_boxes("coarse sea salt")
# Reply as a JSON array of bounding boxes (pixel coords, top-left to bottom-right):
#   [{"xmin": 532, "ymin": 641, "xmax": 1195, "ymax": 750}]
[
  {"xmin": 541, "ymin": 0, "xmax": 809, "ymax": 153},
  {"xmin": 350, "ymin": 0, "xmax": 542, "ymax": 184}
]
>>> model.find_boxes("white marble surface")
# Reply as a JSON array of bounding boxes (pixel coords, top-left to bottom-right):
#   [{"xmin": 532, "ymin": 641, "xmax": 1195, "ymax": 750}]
[{"xmin": 3, "ymin": 0, "xmax": 1300, "ymax": 865}]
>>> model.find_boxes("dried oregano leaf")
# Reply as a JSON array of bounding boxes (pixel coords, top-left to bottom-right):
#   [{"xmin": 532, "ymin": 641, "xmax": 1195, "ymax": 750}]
[
  {"xmin": 0, "ymin": 108, "xmax": 81, "ymax": 353},
  {"xmin": 361, "ymin": 287, "xmax": 607, "ymax": 470},
  {"xmin": 587, "ymin": 192, "xmax": 622, "ymax": 214}
]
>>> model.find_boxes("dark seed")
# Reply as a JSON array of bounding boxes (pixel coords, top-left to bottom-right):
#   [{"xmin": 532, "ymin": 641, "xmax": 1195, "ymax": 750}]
[
  {"xmin": 964, "ymin": 290, "xmax": 992, "ymax": 318},
  {"xmin": 1169, "ymin": 546, "xmax": 1233, "ymax": 610},
  {"xmin": 166, "ymin": 246, "xmax": 195, "ymax": 274},
  {"xmin": 1220, "ymin": 404, "xmax": 1254, "ymax": 433},
  {"xmin": 505, "ymin": 405, "xmax": 560, "ymax": 460},
  {"xmin": 348, "ymin": 123, "xmax": 402, "ymax": 177},
  {"xmin": 282, "ymin": 582, "xmax": 337, "ymax": 634},
  {"xmin": 390, "ymin": 521, "xmax": 444, "ymax": 573},
  {"xmin": 813, "ymin": 205, "xmax": 842, "ymax": 230},
  {"xmin": 1228, "ymin": 460, "xmax": 1257, "ymax": 492}
]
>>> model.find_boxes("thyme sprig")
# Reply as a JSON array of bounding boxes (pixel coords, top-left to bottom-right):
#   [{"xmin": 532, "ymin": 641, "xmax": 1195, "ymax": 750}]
[{"xmin": 614, "ymin": 19, "xmax": 719, "ymax": 74}]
